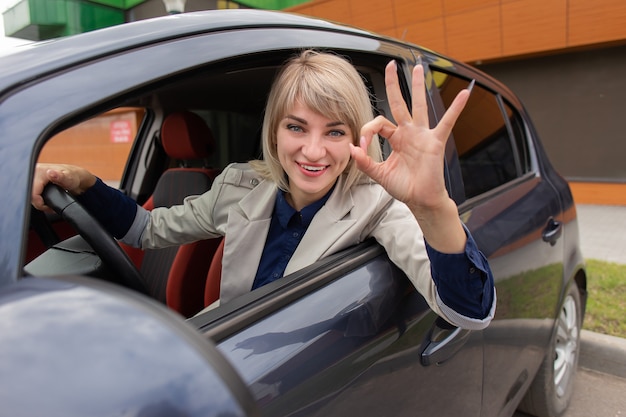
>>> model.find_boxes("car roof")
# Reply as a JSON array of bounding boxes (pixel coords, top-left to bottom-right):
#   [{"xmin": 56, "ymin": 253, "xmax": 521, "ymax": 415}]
[{"xmin": 0, "ymin": 9, "xmax": 376, "ymax": 96}]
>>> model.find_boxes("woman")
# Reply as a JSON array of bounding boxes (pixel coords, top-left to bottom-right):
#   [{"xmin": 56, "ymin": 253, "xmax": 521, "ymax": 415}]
[{"xmin": 32, "ymin": 50, "xmax": 495, "ymax": 329}]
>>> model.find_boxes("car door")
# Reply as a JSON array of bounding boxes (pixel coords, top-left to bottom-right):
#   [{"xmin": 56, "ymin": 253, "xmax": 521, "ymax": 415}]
[
  {"xmin": 427, "ymin": 62, "xmax": 567, "ymax": 416},
  {"xmin": 193, "ymin": 241, "xmax": 484, "ymax": 417}
]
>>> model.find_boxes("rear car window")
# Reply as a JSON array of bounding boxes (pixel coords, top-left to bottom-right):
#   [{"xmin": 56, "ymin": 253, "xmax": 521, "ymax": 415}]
[{"xmin": 432, "ymin": 69, "xmax": 531, "ymax": 199}]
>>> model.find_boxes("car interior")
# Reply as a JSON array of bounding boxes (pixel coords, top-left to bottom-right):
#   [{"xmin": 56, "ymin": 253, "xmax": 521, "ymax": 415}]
[{"xmin": 24, "ymin": 49, "xmax": 395, "ymax": 319}]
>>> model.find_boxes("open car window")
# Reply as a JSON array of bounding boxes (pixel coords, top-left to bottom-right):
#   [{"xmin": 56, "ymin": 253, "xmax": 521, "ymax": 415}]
[
  {"xmin": 38, "ymin": 108, "xmax": 145, "ymax": 189},
  {"xmin": 29, "ymin": 48, "xmax": 399, "ymax": 320}
]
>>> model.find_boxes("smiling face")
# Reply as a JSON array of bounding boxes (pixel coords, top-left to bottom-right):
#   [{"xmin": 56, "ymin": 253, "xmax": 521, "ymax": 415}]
[
  {"xmin": 277, "ymin": 101, "xmax": 353, "ymax": 211},
  {"xmin": 256, "ymin": 51, "xmax": 380, "ymax": 200}
]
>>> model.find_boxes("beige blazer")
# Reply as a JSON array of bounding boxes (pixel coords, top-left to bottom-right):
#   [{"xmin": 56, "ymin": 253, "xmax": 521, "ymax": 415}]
[{"xmin": 141, "ymin": 163, "xmax": 470, "ymax": 325}]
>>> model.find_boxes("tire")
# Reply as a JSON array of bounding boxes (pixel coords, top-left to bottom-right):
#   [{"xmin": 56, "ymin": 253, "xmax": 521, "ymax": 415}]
[{"xmin": 518, "ymin": 283, "xmax": 581, "ymax": 417}]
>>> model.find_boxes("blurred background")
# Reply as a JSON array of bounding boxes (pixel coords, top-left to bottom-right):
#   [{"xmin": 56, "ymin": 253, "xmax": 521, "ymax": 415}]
[{"xmin": 2, "ymin": 0, "xmax": 625, "ymax": 205}]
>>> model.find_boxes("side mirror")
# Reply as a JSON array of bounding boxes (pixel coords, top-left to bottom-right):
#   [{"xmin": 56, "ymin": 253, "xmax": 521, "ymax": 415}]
[{"xmin": 0, "ymin": 276, "xmax": 259, "ymax": 417}]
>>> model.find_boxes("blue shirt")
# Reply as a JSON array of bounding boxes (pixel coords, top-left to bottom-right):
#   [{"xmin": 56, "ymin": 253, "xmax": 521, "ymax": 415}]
[{"xmin": 252, "ymin": 188, "xmax": 332, "ymax": 290}]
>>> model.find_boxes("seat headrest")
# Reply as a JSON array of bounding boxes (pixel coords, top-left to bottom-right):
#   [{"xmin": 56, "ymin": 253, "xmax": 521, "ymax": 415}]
[{"xmin": 161, "ymin": 111, "xmax": 216, "ymax": 160}]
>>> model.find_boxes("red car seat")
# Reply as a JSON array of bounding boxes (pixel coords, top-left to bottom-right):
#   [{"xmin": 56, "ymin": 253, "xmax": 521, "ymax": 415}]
[{"xmin": 132, "ymin": 111, "xmax": 221, "ymax": 317}]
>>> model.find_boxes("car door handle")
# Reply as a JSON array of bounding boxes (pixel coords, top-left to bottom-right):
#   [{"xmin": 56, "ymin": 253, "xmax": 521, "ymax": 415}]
[
  {"xmin": 542, "ymin": 218, "xmax": 562, "ymax": 246},
  {"xmin": 421, "ymin": 318, "xmax": 472, "ymax": 366}
]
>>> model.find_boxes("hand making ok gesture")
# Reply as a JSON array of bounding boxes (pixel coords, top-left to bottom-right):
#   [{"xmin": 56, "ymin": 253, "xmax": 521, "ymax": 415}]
[{"xmin": 350, "ymin": 60, "xmax": 473, "ymax": 253}]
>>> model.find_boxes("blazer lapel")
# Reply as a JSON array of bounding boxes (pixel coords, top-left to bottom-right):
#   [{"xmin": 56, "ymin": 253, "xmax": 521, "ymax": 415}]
[
  {"xmin": 286, "ymin": 179, "xmax": 357, "ymax": 274},
  {"xmin": 220, "ymin": 175, "xmax": 362, "ymax": 301},
  {"xmin": 220, "ymin": 180, "xmax": 276, "ymax": 303}
]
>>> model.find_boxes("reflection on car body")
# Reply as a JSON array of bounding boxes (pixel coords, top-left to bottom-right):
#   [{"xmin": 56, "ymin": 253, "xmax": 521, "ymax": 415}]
[{"xmin": 0, "ymin": 9, "xmax": 586, "ymax": 417}]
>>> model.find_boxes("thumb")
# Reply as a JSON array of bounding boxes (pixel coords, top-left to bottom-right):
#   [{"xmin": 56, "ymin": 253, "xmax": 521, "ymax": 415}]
[
  {"xmin": 46, "ymin": 167, "xmax": 83, "ymax": 193},
  {"xmin": 31, "ymin": 194, "xmax": 50, "ymax": 212},
  {"xmin": 350, "ymin": 139, "xmax": 381, "ymax": 182},
  {"xmin": 46, "ymin": 169, "xmax": 70, "ymax": 188}
]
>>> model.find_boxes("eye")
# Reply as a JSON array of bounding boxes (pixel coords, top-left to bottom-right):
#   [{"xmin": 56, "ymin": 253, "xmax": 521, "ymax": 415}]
[
  {"xmin": 328, "ymin": 129, "xmax": 346, "ymax": 137},
  {"xmin": 286, "ymin": 123, "xmax": 304, "ymax": 133}
]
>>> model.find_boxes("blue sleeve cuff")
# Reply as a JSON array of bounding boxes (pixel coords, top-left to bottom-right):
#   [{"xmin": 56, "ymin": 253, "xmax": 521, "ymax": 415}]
[
  {"xmin": 76, "ymin": 178, "xmax": 138, "ymax": 239},
  {"xmin": 425, "ymin": 226, "xmax": 495, "ymax": 319}
]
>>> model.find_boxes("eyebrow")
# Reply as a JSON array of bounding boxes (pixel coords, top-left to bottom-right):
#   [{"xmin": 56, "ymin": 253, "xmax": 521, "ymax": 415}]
[{"xmin": 285, "ymin": 114, "xmax": 346, "ymax": 127}]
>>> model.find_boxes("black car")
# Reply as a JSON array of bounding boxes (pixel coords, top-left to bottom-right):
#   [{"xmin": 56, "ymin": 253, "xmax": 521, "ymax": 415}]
[{"xmin": 0, "ymin": 9, "xmax": 586, "ymax": 417}]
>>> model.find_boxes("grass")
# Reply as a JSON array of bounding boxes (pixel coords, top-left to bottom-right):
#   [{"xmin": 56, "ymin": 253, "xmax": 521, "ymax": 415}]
[{"xmin": 583, "ymin": 259, "xmax": 626, "ymax": 338}]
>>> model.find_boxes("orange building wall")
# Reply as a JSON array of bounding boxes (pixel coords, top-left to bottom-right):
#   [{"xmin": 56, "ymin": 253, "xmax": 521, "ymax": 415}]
[
  {"xmin": 287, "ymin": 0, "xmax": 626, "ymax": 205},
  {"xmin": 287, "ymin": 0, "xmax": 626, "ymax": 63},
  {"xmin": 568, "ymin": 182, "xmax": 626, "ymax": 206},
  {"xmin": 38, "ymin": 108, "xmax": 143, "ymax": 183}
]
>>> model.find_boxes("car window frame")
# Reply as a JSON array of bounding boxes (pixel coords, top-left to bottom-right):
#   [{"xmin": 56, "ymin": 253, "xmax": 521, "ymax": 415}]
[
  {"xmin": 426, "ymin": 64, "xmax": 539, "ymax": 206},
  {"xmin": 3, "ymin": 25, "xmax": 413, "ymax": 283},
  {"xmin": 11, "ymin": 25, "xmax": 425, "ymax": 338}
]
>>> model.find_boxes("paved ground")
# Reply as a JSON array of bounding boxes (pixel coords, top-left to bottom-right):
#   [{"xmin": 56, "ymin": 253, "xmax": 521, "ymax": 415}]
[
  {"xmin": 576, "ymin": 204, "xmax": 626, "ymax": 265},
  {"xmin": 515, "ymin": 367, "xmax": 626, "ymax": 417},
  {"xmin": 561, "ymin": 368, "xmax": 626, "ymax": 417}
]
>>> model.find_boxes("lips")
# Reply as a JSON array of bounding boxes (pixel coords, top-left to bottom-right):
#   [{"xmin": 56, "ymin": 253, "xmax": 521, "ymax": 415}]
[{"xmin": 297, "ymin": 162, "xmax": 328, "ymax": 176}]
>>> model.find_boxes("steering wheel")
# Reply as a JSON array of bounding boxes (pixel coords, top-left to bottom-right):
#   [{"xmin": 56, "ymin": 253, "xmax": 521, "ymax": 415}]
[{"xmin": 42, "ymin": 183, "xmax": 149, "ymax": 295}]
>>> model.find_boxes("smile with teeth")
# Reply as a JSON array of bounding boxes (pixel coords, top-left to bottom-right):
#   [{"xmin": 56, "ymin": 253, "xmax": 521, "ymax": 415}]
[{"xmin": 298, "ymin": 163, "xmax": 328, "ymax": 172}]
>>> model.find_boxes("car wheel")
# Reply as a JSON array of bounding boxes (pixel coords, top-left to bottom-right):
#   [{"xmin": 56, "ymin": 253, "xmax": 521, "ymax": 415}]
[{"xmin": 518, "ymin": 283, "xmax": 581, "ymax": 417}]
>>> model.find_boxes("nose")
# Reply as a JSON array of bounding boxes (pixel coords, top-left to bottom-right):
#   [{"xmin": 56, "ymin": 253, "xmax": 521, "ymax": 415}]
[{"xmin": 301, "ymin": 134, "xmax": 326, "ymax": 161}]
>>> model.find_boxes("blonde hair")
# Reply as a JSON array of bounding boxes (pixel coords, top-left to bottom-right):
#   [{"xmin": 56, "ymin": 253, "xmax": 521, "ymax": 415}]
[{"xmin": 250, "ymin": 50, "xmax": 382, "ymax": 192}]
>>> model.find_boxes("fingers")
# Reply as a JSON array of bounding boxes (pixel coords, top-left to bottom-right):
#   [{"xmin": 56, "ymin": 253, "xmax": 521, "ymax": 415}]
[
  {"xmin": 359, "ymin": 60, "xmax": 472, "ymax": 171},
  {"xmin": 385, "ymin": 60, "xmax": 432, "ymax": 128},
  {"xmin": 410, "ymin": 63, "xmax": 429, "ymax": 128},
  {"xmin": 353, "ymin": 115, "xmax": 384, "ymax": 182},
  {"xmin": 31, "ymin": 166, "xmax": 53, "ymax": 211},
  {"xmin": 360, "ymin": 114, "xmax": 398, "ymax": 142},
  {"xmin": 31, "ymin": 165, "xmax": 61, "ymax": 210},
  {"xmin": 41, "ymin": 167, "xmax": 70, "ymax": 189},
  {"xmin": 350, "ymin": 140, "xmax": 380, "ymax": 181},
  {"xmin": 433, "ymin": 84, "xmax": 472, "ymax": 139},
  {"xmin": 31, "ymin": 164, "xmax": 87, "ymax": 211},
  {"xmin": 31, "ymin": 194, "xmax": 48, "ymax": 211},
  {"xmin": 385, "ymin": 60, "xmax": 412, "ymax": 126}
]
